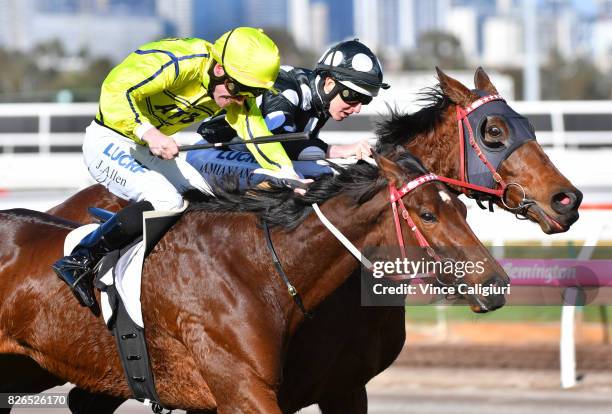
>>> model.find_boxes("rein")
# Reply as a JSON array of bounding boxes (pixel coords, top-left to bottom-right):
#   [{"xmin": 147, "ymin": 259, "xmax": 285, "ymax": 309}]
[
  {"xmin": 263, "ymin": 172, "xmax": 450, "ymax": 316},
  {"xmin": 262, "ymin": 220, "xmax": 312, "ymax": 318}
]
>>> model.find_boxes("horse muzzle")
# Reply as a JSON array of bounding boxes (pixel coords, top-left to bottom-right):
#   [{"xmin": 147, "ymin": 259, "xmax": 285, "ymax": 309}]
[
  {"xmin": 461, "ymin": 275, "xmax": 509, "ymax": 313},
  {"xmin": 527, "ymin": 187, "xmax": 582, "ymax": 234},
  {"xmin": 506, "ymin": 185, "xmax": 582, "ymax": 234}
]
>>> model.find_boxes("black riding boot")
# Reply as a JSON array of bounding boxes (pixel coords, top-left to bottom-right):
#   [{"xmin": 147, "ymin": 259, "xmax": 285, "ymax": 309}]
[{"xmin": 52, "ymin": 201, "xmax": 154, "ymax": 309}]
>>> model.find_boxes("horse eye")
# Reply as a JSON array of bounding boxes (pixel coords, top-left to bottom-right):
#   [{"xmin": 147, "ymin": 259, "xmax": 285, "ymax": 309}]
[
  {"xmin": 420, "ymin": 212, "xmax": 436, "ymax": 223},
  {"xmin": 482, "ymin": 123, "xmax": 506, "ymax": 149},
  {"xmin": 488, "ymin": 126, "xmax": 502, "ymax": 137}
]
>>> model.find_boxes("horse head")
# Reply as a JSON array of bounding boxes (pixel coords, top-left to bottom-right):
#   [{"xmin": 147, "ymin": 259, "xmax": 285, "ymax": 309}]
[
  {"xmin": 439, "ymin": 67, "xmax": 582, "ymax": 233},
  {"xmin": 372, "ymin": 152, "xmax": 509, "ymax": 312},
  {"xmin": 377, "ymin": 67, "xmax": 582, "ymax": 235}
]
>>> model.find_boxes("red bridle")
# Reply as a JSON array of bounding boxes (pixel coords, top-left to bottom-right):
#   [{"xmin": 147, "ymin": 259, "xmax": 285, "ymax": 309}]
[
  {"xmin": 380, "ymin": 95, "xmax": 529, "ymax": 280},
  {"xmin": 453, "ymin": 94, "xmax": 507, "ymax": 198},
  {"xmin": 389, "ymin": 173, "xmax": 441, "ymax": 265}
]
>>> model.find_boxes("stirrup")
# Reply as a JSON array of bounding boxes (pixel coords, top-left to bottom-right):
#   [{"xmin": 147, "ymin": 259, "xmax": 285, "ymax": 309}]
[{"xmin": 52, "ymin": 258, "xmax": 97, "ymax": 310}]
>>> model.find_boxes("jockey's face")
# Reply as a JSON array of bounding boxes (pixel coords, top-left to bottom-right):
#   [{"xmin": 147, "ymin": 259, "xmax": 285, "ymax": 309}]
[
  {"xmin": 212, "ymin": 64, "xmax": 247, "ymax": 108},
  {"xmin": 324, "ymin": 78, "xmax": 363, "ymax": 121}
]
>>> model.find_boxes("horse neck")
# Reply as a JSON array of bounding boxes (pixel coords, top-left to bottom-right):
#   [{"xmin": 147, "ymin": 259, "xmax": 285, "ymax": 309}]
[
  {"xmin": 276, "ymin": 191, "xmax": 389, "ymax": 330},
  {"xmin": 405, "ymin": 105, "xmax": 460, "ymax": 180}
]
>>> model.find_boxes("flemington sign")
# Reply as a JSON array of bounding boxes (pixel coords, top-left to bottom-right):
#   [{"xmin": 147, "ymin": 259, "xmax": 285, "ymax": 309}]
[{"xmin": 500, "ymin": 259, "xmax": 612, "ymax": 287}]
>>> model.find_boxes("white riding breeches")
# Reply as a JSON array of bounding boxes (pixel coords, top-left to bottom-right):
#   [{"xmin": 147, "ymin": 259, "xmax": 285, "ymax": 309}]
[{"xmin": 82, "ymin": 121, "xmax": 214, "ymax": 211}]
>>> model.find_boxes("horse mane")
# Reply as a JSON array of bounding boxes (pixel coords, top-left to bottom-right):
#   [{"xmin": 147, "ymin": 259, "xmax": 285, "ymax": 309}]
[
  {"xmin": 185, "ymin": 153, "xmax": 428, "ymax": 230},
  {"xmin": 375, "ymin": 85, "xmax": 451, "ymax": 152}
]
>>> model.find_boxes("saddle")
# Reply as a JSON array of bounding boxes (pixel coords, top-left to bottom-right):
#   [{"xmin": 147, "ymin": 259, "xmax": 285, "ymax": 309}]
[{"xmin": 74, "ymin": 207, "xmax": 183, "ymax": 413}]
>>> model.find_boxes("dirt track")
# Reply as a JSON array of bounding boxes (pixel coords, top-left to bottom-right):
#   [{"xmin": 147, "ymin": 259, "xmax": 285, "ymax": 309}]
[
  {"xmin": 15, "ymin": 322, "xmax": 612, "ymax": 413},
  {"xmin": 35, "ymin": 366, "xmax": 612, "ymax": 414},
  {"xmin": 401, "ymin": 321, "xmax": 612, "ymax": 370},
  {"xmin": 395, "ymin": 343, "xmax": 612, "ymax": 370}
]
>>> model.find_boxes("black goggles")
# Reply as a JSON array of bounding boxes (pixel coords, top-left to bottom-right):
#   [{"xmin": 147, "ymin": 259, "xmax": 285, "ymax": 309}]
[
  {"xmin": 339, "ymin": 87, "xmax": 373, "ymax": 105},
  {"xmin": 223, "ymin": 76, "xmax": 267, "ymax": 98}
]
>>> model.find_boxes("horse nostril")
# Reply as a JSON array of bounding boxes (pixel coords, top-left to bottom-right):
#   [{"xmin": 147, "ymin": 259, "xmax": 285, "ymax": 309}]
[{"xmin": 551, "ymin": 190, "xmax": 581, "ymax": 214}]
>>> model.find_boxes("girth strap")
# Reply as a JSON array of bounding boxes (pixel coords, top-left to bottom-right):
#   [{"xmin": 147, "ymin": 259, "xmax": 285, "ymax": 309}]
[
  {"xmin": 107, "ymin": 284, "xmax": 171, "ymax": 413},
  {"xmin": 262, "ymin": 220, "xmax": 312, "ymax": 318}
]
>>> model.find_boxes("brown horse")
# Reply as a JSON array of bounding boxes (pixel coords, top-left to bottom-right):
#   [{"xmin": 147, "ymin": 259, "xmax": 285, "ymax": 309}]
[
  {"xmin": 6, "ymin": 67, "xmax": 579, "ymax": 413},
  {"xmin": 0, "ymin": 153, "xmax": 508, "ymax": 413},
  {"xmin": 271, "ymin": 67, "xmax": 584, "ymax": 413}
]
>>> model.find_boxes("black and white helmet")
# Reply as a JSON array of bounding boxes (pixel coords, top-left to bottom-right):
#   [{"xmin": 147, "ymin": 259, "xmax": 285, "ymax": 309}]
[{"xmin": 315, "ymin": 39, "xmax": 389, "ymax": 98}]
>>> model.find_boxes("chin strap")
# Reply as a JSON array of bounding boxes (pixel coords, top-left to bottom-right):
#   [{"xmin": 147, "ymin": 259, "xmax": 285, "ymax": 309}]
[
  {"xmin": 314, "ymin": 74, "xmax": 344, "ymax": 118},
  {"xmin": 206, "ymin": 63, "xmax": 225, "ymax": 96}
]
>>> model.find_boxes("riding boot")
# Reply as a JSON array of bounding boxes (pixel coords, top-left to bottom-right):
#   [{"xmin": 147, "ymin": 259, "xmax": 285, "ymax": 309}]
[{"xmin": 52, "ymin": 201, "xmax": 154, "ymax": 309}]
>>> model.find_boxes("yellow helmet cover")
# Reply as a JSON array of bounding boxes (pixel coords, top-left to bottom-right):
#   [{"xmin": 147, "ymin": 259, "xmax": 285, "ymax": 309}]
[{"xmin": 211, "ymin": 27, "xmax": 280, "ymax": 89}]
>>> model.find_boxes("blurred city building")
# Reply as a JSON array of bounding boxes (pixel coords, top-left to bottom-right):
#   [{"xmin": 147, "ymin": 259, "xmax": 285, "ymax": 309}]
[
  {"xmin": 0, "ymin": 0, "xmax": 163, "ymax": 61},
  {"xmin": 0, "ymin": 0, "xmax": 610, "ymax": 102},
  {"xmin": 592, "ymin": 0, "xmax": 612, "ymax": 70},
  {"xmin": 157, "ymin": 0, "xmax": 193, "ymax": 37},
  {"xmin": 0, "ymin": 0, "xmax": 609, "ymax": 70}
]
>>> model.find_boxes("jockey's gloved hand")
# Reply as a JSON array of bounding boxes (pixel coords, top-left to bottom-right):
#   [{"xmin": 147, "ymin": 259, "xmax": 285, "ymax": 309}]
[
  {"xmin": 253, "ymin": 167, "xmax": 313, "ymax": 195},
  {"xmin": 327, "ymin": 139, "xmax": 372, "ymax": 160},
  {"xmin": 281, "ymin": 177, "xmax": 312, "ymax": 189},
  {"xmin": 283, "ymin": 178, "xmax": 313, "ymax": 195}
]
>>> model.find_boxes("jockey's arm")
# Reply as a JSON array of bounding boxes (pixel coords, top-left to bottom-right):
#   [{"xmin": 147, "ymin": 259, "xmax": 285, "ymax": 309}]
[
  {"xmin": 198, "ymin": 101, "xmax": 372, "ymax": 162},
  {"xmin": 97, "ymin": 47, "xmax": 178, "ymax": 144},
  {"xmin": 258, "ymin": 88, "xmax": 332, "ymax": 161},
  {"xmin": 257, "ymin": 83, "xmax": 371, "ymax": 161},
  {"xmin": 224, "ymin": 101, "xmax": 300, "ymax": 179}
]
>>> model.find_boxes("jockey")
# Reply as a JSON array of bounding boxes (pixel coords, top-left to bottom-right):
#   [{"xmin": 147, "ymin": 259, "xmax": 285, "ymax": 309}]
[
  {"xmin": 52, "ymin": 27, "xmax": 300, "ymax": 310},
  {"xmin": 190, "ymin": 39, "xmax": 389, "ymax": 185}
]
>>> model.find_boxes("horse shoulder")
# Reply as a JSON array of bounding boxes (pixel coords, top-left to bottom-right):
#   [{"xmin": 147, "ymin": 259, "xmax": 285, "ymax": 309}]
[{"xmin": 139, "ymin": 212, "xmax": 287, "ymax": 406}]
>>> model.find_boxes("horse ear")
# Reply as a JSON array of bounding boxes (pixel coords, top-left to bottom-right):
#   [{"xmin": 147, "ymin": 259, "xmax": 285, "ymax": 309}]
[
  {"xmin": 474, "ymin": 66, "xmax": 499, "ymax": 95},
  {"xmin": 373, "ymin": 152, "xmax": 404, "ymax": 188},
  {"xmin": 436, "ymin": 66, "xmax": 474, "ymax": 108}
]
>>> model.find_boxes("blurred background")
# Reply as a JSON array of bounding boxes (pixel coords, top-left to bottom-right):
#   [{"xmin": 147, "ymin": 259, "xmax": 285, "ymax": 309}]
[
  {"xmin": 1, "ymin": 1, "xmax": 609, "ymax": 264},
  {"xmin": 0, "ymin": 0, "xmax": 611, "ymax": 101},
  {"xmin": 0, "ymin": 1, "xmax": 611, "ymax": 413}
]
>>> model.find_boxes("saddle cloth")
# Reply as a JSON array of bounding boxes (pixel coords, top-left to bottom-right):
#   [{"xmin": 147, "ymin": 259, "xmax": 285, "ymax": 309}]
[{"xmin": 99, "ymin": 240, "xmax": 146, "ymax": 327}]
